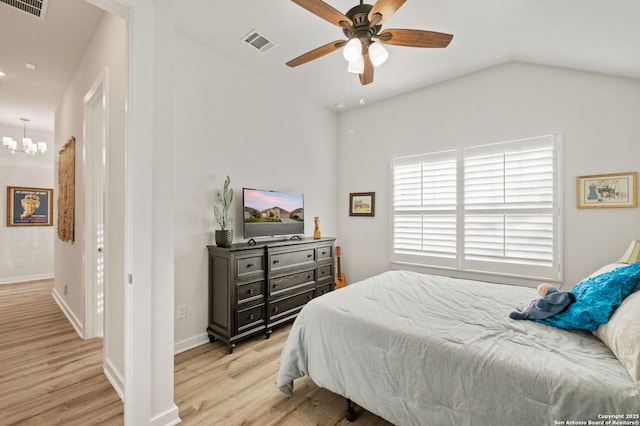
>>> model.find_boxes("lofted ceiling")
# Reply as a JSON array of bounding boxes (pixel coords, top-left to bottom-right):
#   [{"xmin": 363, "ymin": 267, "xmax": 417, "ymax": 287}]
[
  {"xmin": 1, "ymin": 0, "xmax": 639, "ymax": 133},
  {"xmin": 175, "ymin": 0, "xmax": 640, "ymax": 111}
]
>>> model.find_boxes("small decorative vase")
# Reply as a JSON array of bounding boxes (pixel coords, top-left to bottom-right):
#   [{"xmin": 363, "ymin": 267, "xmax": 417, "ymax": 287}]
[{"xmin": 215, "ymin": 229, "xmax": 233, "ymax": 247}]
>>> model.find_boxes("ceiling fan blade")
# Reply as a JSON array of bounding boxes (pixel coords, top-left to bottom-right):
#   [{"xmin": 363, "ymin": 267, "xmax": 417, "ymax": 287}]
[
  {"xmin": 286, "ymin": 40, "xmax": 346, "ymax": 67},
  {"xmin": 377, "ymin": 29, "xmax": 453, "ymax": 48},
  {"xmin": 368, "ymin": 0, "xmax": 407, "ymax": 26},
  {"xmin": 291, "ymin": 0, "xmax": 353, "ymax": 28},
  {"xmin": 359, "ymin": 53, "xmax": 374, "ymax": 85}
]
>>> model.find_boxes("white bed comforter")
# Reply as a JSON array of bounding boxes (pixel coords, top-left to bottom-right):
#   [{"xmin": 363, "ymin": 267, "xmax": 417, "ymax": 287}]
[{"xmin": 276, "ymin": 270, "xmax": 640, "ymax": 425}]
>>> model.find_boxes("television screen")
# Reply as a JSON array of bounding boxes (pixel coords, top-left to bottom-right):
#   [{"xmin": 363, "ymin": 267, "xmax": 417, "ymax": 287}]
[{"xmin": 243, "ymin": 188, "xmax": 304, "ymax": 239}]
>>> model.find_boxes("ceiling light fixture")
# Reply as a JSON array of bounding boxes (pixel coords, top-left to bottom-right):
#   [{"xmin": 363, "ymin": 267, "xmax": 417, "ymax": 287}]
[
  {"xmin": 342, "ymin": 38, "xmax": 362, "ymax": 62},
  {"xmin": 347, "ymin": 55, "xmax": 365, "ymax": 74},
  {"xmin": 368, "ymin": 42, "xmax": 389, "ymax": 67},
  {"xmin": 3, "ymin": 118, "xmax": 47, "ymax": 155},
  {"xmin": 344, "ymin": 39, "xmax": 387, "ymax": 74}
]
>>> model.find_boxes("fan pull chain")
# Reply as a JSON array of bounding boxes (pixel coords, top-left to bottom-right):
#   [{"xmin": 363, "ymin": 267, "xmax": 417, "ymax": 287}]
[{"xmin": 348, "ymin": 73, "xmax": 355, "ymax": 135}]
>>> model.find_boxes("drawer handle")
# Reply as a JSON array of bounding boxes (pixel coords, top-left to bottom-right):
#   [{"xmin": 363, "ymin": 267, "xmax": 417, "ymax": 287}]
[
  {"xmin": 307, "ymin": 275, "xmax": 312, "ymax": 280},
  {"xmin": 249, "ymin": 314, "xmax": 254, "ymax": 320},
  {"xmin": 273, "ymin": 307, "xmax": 279, "ymax": 313},
  {"xmin": 246, "ymin": 263, "xmax": 254, "ymax": 268},
  {"xmin": 307, "ymin": 295, "xmax": 313, "ymax": 300},
  {"xmin": 273, "ymin": 259, "xmax": 280, "ymax": 264},
  {"xmin": 273, "ymin": 284, "xmax": 278, "ymax": 288},
  {"xmin": 322, "ymin": 251, "xmax": 326, "ymax": 255},
  {"xmin": 321, "ymin": 270, "xmax": 326, "ymax": 275},
  {"xmin": 247, "ymin": 289, "xmax": 254, "ymax": 295},
  {"xmin": 307, "ymin": 254, "xmax": 313, "ymax": 258}
]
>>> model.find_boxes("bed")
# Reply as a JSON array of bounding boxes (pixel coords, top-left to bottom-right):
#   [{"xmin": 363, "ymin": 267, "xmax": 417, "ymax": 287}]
[{"xmin": 276, "ymin": 269, "xmax": 640, "ymax": 425}]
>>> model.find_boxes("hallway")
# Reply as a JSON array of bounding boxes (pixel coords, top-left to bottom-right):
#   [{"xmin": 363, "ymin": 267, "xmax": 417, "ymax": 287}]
[{"xmin": 0, "ymin": 281, "xmax": 123, "ymax": 424}]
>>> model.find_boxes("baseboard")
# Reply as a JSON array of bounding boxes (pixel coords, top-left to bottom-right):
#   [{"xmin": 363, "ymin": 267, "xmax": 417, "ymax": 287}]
[
  {"xmin": 103, "ymin": 357, "xmax": 125, "ymax": 401},
  {"xmin": 0, "ymin": 273, "xmax": 54, "ymax": 285},
  {"xmin": 174, "ymin": 333, "xmax": 209, "ymax": 354},
  {"xmin": 51, "ymin": 288, "xmax": 85, "ymax": 338},
  {"xmin": 151, "ymin": 404, "xmax": 181, "ymax": 426}
]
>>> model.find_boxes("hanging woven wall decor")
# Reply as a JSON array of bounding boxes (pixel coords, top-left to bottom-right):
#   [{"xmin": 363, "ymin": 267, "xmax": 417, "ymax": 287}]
[{"xmin": 57, "ymin": 136, "xmax": 75, "ymax": 242}]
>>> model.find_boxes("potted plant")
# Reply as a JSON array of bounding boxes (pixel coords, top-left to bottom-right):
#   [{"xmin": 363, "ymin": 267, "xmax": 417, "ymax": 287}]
[{"xmin": 214, "ymin": 175, "xmax": 233, "ymax": 247}]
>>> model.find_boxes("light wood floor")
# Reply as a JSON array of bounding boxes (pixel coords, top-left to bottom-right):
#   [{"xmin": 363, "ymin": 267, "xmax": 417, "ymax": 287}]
[
  {"xmin": 0, "ymin": 280, "xmax": 123, "ymax": 425},
  {"xmin": 0, "ymin": 281, "xmax": 391, "ymax": 425}
]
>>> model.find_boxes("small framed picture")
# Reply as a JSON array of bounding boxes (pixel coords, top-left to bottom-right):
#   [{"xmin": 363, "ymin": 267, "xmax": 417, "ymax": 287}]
[
  {"xmin": 577, "ymin": 172, "xmax": 637, "ymax": 209},
  {"xmin": 349, "ymin": 192, "xmax": 375, "ymax": 217},
  {"xmin": 7, "ymin": 186, "xmax": 54, "ymax": 226}
]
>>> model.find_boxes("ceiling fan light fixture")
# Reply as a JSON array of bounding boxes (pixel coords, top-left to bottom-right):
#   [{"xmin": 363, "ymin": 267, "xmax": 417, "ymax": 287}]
[
  {"xmin": 369, "ymin": 42, "xmax": 389, "ymax": 67},
  {"xmin": 347, "ymin": 56, "xmax": 365, "ymax": 74},
  {"xmin": 342, "ymin": 38, "xmax": 362, "ymax": 62}
]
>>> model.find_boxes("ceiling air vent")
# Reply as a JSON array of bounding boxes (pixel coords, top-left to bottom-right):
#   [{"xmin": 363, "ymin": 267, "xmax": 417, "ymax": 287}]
[
  {"xmin": 242, "ymin": 30, "xmax": 275, "ymax": 54},
  {"xmin": 0, "ymin": 0, "xmax": 49, "ymax": 19}
]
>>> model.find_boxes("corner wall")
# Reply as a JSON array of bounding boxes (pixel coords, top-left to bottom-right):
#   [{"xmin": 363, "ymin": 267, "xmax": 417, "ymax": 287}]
[
  {"xmin": 172, "ymin": 32, "xmax": 339, "ymax": 351},
  {"xmin": 337, "ymin": 62, "xmax": 640, "ymax": 287}
]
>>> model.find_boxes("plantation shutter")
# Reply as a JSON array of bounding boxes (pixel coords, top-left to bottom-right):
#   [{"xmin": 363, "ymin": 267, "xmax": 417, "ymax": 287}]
[
  {"xmin": 391, "ymin": 135, "xmax": 561, "ymax": 282},
  {"xmin": 393, "ymin": 150, "xmax": 458, "ymax": 268},
  {"xmin": 463, "ymin": 135, "xmax": 560, "ymax": 279}
]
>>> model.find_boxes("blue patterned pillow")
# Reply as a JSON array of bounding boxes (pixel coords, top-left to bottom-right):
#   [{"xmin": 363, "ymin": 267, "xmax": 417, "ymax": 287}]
[{"xmin": 537, "ymin": 261, "xmax": 640, "ymax": 330}]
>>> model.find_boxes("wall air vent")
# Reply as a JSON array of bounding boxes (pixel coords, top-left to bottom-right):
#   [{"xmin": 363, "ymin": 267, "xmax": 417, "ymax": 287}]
[
  {"xmin": 0, "ymin": 0, "xmax": 49, "ymax": 19},
  {"xmin": 242, "ymin": 30, "xmax": 275, "ymax": 54}
]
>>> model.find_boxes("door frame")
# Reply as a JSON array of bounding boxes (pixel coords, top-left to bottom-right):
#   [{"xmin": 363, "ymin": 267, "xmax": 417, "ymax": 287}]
[{"xmin": 85, "ymin": 1, "xmax": 179, "ymax": 424}]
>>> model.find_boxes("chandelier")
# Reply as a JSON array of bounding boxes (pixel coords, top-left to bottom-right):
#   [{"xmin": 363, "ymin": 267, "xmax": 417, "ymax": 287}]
[{"xmin": 3, "ymin": 118, "xmax": 47, "ymax": 155}]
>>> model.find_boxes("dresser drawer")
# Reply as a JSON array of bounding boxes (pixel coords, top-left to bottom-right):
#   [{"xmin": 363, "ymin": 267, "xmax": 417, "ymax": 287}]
[
  {"xmin": 236, "ymin": 279, "xmax": 264, "ymax": 303},
  {"xmin": 316, "ymin": 245, "xmax": 333, "ymax": 262},
  {"xmin": 316, "ymin": 264, "xmax": 333, "ymax": 282},
  {"xmin": 269, "ymin": 288, "xmax": 314, "ymax": 322},
  {"xmin": 235, "ymin": 254, "xmax": 265, "ymax": 279},
  {"xmin": 270, "ymin": 269, "xmax": 315, "ymax": 296},
  {"xmin": 316, "ymin": 283, "xmax": 332, "ymax": 297},
  {"xmin": 236, "ymin": 303, "xmax": 265, "ymax": 333},
  {"xmin": 269, "ymin": 248, "xmax": 315, "ymax": 272}
]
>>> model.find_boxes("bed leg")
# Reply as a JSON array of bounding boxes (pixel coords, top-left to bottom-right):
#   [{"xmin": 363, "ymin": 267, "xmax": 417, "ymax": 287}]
[{"xmin": 345, "ymin": 398, "xmax": 357, "ymax": 422}]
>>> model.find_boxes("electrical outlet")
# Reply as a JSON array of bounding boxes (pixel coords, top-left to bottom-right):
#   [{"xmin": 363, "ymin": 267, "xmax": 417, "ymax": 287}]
[{"xmin": 177, "ymin": 304, "xmax": 187, "ymax": 320}]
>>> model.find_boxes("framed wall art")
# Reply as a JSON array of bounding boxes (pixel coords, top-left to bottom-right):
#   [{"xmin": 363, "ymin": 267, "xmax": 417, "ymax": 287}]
[
  {"xmin": 6, "ymin": 186, "xmax": 53, "ymax": 226},
  {"xmin": 577, "ymin": 172, "xmax": 637, "ymax": 209},
  {"xmin": 349, "ymin": 192, "xmax": 375, "ymax": 217}
]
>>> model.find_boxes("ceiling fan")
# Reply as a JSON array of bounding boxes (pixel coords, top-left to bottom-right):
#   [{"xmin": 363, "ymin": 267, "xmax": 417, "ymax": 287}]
[{"xmin": 286, "ymin": 0, "xmax": 454, "ymax": 85}]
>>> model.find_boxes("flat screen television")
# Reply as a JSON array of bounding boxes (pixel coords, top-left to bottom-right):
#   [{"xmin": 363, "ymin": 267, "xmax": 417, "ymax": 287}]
[{"xmin": 242, "ymin": 188, "xmax": 304, "ymax": 239}]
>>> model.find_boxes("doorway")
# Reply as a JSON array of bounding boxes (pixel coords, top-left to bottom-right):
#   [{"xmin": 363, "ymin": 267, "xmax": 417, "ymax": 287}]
[{"xmin": 84, "ymin": 73, "xmax": 107, "ymax": 339}]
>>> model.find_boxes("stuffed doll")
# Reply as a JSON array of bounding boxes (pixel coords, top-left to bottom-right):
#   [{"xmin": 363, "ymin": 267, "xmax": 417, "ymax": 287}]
[{"xmin": 509, "ymin": 283, "xmax": 575, "ymax": 320}]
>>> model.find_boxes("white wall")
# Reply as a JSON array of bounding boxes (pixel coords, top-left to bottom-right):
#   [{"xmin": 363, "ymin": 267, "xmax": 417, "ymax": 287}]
[
  {"xmin": 54, "ymin": 11, "xmax": 127, "ymax": 388},
  {"xmin": 337, "ymin": 62, "xmax": 640, "ymax": 288},
  {"xmin": 172, "ymin": 32, "xmax": 339, "ymax": 351},
  {"xmin": 0, "ymin": 124, "xmax": 54, "ymax": 284}
]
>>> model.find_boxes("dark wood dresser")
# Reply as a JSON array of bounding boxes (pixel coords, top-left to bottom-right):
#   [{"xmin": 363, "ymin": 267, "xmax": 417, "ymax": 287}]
[{"xmin": 206, "ymin": 237, "xmax": 335, "ymax": 353}]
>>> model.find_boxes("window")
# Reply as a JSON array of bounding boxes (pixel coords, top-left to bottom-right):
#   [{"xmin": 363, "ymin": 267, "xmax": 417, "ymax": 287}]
[{"xmin": 392, "ymin": 135, "xmax": 561, "ymax": 281}]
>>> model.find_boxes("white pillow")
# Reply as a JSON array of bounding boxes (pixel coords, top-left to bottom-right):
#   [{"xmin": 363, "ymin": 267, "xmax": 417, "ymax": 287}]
[
  {"xmin": 585, "ymin": 262, "xmax": 626, "ymax": 279},
  {"xmin": 592, "ymin": 289, "xmax": 640, "ymax": 392}
]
